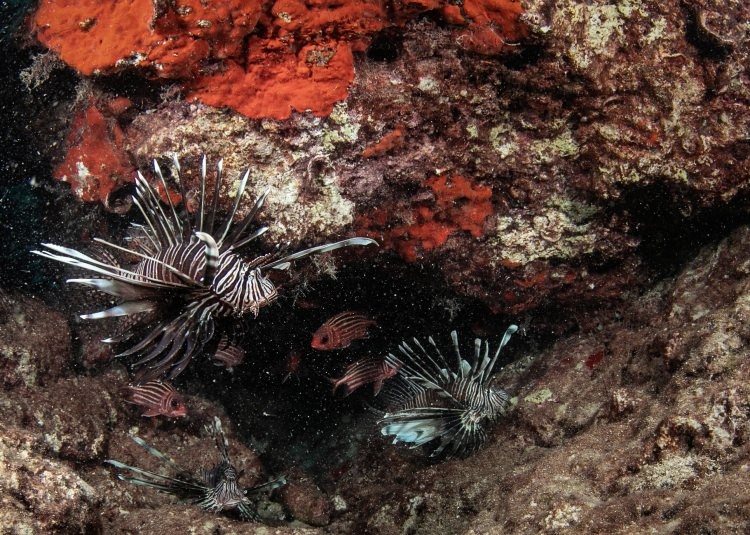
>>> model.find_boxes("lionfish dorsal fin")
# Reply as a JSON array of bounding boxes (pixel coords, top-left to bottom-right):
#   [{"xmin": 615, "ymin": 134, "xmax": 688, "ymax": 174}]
[
  {"xmin": 196, "ymin": 154, "xmax": 208, "ymax": 232},
  {"xmin": 225, "ymin": 186, "xmax": 270, "ymax": 252},
  {"xmin": 217, "ymin": 168, "xmax": 250, "ymax": 248},
  {"xmin": 206, "ymin": 158, "xmax": 223, "ymax": 236},
  {"xmin": 475, "ymin": 340, "xmax": 494, "ymax": 382},
  {"xmin": 169, "ymin": 154, "xmax": 193, "ymax": 239},
  {"xmin": 470, "ymin": 338, "xmax": 482, "ymax": 376},
  {"xmin": 152, "ymin": 159, "xmax": 183, "ymax": 239},
  {"xmin": 449, "ymin": 331, "xmax": 464, "ymax": 375},
  {"xmin": 134, "ymin": 171, "xmax": 179, "ymax": 249},
  {"xmin": 195, "ymin": 232, "xmax": 219, "ymax": 284},
  {"xmin": 482, "ymin": 324, "xmax": 519, "ymax": 385}
]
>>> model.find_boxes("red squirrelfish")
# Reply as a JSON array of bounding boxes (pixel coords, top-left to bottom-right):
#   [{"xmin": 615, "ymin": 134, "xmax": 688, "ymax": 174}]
[
  {"xmin": 121, "ymin": 381, "xmax": 188, "ymax": 418},
  {"xmin": 311, "ymin": 312, "xmax": 376, "ymax": 350},
  {"xmin": 212, "ymin": 341, "xmax": 245, "ymax": 372},
  {"xmin": 331, "ymin": 358, "xmax": 401, "ymax": 396}
]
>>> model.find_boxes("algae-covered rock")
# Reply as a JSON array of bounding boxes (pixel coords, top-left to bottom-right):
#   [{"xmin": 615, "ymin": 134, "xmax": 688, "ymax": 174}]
[
  {"xmin": 0, "ymin": 426, "xmax": 100, "ymax": 532},
  {"xmin": 0, "ymin": 290, "xmax": 71, "ymax": 388}
]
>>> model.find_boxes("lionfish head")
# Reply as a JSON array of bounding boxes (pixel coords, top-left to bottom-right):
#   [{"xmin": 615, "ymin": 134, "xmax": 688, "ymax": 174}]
[{"xmin": 212, "ymin": 464, "xmax": 249, "ymax": 509}]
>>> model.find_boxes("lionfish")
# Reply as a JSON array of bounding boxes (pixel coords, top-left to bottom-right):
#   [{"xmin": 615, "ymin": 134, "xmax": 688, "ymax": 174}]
[
  {"xmin": 33, "ymin": 156, "xmax": 377, "ymax": 381},
  {"xmin": 105, "ymin": 416, "xmax": 285, "ymax": 521},
  {"xmin": 379, "ymin": 325, "xmax": 518, "ymax": 459}
]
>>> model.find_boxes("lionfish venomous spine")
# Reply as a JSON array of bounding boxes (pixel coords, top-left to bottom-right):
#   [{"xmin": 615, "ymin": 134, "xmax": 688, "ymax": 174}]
[
  {"xmin": 33, "ymin": 156, "xmax": 377, "ymax": 381},
  {"xmin": 379, "ymin": 325, "xmax": 518, "ymax": 459},
  {"xmin": 105, "ymin": 416, "xmax": 284, "ymax": 521}
]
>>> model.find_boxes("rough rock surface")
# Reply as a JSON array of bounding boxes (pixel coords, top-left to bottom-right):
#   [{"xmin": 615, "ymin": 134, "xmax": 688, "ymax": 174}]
[
  {"xmin": 328, "ymin": 225, "xmax": 750, "ymax": 534},
  {"xmin": 27, "ymin": 0, "xmax": 750, "ymax": 324},
  {"xmin": 0, "ymin": 290, "xmax": 72, "ymax": 388},
  {"xmin": 3, "ymin": 0, "xmax": 750, "ymax": 533}
]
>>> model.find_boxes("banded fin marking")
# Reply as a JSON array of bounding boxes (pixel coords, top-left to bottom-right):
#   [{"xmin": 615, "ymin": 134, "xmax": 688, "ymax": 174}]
[{"xmin": 264, "ymin": 237, "xmax": 378, "ymax": 271}]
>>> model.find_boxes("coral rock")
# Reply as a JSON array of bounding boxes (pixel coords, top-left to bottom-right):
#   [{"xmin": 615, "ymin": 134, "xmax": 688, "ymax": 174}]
[
  {"xmin": 53, "ymin": 100, "xmax": 133, "ymax": 205},
  {"xmin": 280, "ymin": 469, "xmax": 332, "ymax": 527},
  {"xmin": 189, "ymin": 37, "xmax": 356, "ymax": 120},
  {"xmin": 0, "ymin": 426, "xmax": 100, "ymax": 532},
  {"xmin": 358, "ymin": 174, "xmax": 493, "ymax": 262},
  {"xmin": 0, "ymin": 291, "xmax": 71, "ymax": 388},
  {"xmin": 33, "ymin": 0, "xmax": 262, "ymax": 78}
]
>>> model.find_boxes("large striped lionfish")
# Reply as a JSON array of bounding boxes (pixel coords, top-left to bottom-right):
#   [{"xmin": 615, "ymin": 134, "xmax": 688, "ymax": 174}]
[
  {"xmin": 379, "ymin": 325, "xmax": 518, "ymax": 459},
  {"xmin": 33, "ymin": 156, "xmax": 377, "ymax": 381},
  {"xmin": 106, "ymin": 417, "xmax": 285, "ymax": 521}
]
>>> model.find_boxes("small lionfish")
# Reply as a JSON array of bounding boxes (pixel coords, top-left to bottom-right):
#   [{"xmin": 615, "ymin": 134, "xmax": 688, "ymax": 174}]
[
  {"xmin": 33, "ymin": 156, "xmax": 377, "ymax": 381},
  {"xmin": 331, "ymin": 358, "xmax": 400, "ymax": 396},
  {"xmin": 121, "ymin": 380, "xmax": 188, "ymax": 418},
  {"xmin": 379, "ymin": 325, "xmax": 518, "ymax": 459},
  {"xmin": 311, "ymin": 311, "xmax": 376, "ymax": 350},
  {"xmin": 105, "ymin": 416, "xmax": 285, "ymax": 521}
]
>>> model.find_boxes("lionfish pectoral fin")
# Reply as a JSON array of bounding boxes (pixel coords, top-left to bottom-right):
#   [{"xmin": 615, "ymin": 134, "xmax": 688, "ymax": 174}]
[
  {"xmin": 105, "ymin": 459, "xmax": 205, "ymax": 494},
  {"xmin": 263, "ymin": 237, "xmax": 378, "ymax": 271},
  {"xmin": 81, "ymin": 300, "xmax": 158, "ymax": 320},
  {"xmin": 67, "ymin": 278, "xmax": 155, "ymax": 300},
  {"xmin": 236, "ymin": 502, "xmax": 259, "ymax": 521},
  {"xmin": 246, "ymin": 476, "xmax": 287, "ymax": 494},
  {"xmin": 381, "ymin": 420, "xmax": 442, "ymax": 446}
]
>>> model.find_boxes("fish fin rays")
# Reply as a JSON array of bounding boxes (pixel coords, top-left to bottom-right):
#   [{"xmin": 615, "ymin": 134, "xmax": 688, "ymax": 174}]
[
  {"xmin": 263, "ymin": 237, "xmax": 378, "ymax": 271},
  {"xmin": 81, "ymin": 300, "xmax": 158, "ymax": 320}
]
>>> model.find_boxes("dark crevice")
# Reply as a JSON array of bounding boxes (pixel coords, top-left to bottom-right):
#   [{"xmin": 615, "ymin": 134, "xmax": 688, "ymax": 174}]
[{"xmin": 618, "ymin": 183, "xmax": 750, "ymax": 279}]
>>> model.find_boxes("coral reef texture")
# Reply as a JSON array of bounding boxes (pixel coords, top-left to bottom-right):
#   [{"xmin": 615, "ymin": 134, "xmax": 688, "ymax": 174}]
[
  {"xmin": 4, "ymin": 0, "xmax": 750, "ymax": 532},
  {"xmin": 29, "ymin": 0, "xmax": 749, "ymax": 320},
  {"xmin": 6, "ymin": 226, "xmax": 750, "ymax": 531}
]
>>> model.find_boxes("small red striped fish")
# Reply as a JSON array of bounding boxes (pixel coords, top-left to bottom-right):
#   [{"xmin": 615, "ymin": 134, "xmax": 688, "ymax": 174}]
[
  {"xmin": 212, "ymin": 340, "xmax": 245, "ymax": 372},
  {"xmin": 121, "ymin": 381, "xmax": 188, "ymax": 418},
  {"xmin": 331, "ymin": 358, "xmax": 401, "ymax": 396},
  {"xmin": 311, "ymin": 312, "xmax": 376, "ymax": 350}
]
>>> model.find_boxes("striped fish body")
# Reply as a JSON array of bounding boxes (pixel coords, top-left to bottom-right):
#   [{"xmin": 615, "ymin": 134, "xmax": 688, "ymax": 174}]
[
  {"xmin": 311, "ymin": 311, "xmax": 376, "ymax": 350},
  {"xmin": 33, "ymin": 155, "xmax": 377, "ymax": 381},
  {"xmin": 133, "ymin": 241, "xmax": 277, "ymax": 318},
  {"xmin": 198, "ymin": 461, "xmax": 246, "ymax": 512},
  {"xmin": 212, "ymin": 339, "xmax": 245, "ymax": 371},
  {"xmin": 121, "ymin": 381, "xmax": 188, "ymax": 418},
  {"xmin": 331, "ymin": 358, "xmax": 400, "ymax": 396},
  {"xmin": 379, "ymin": 325, "xmax": 517, "ymax": 460}
]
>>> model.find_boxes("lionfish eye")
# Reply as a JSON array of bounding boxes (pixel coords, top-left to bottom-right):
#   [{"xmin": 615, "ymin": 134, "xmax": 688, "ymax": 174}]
[
  {"xmin": 321, "ymin": 336, "xmax": 329, "ymax": 344},
  {"xmin": 171, "ymin": 399, "xmax": 179, "ymax": 407}
]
